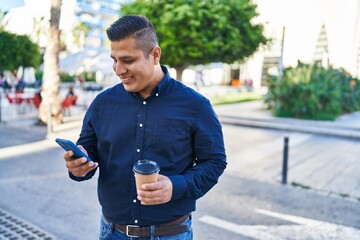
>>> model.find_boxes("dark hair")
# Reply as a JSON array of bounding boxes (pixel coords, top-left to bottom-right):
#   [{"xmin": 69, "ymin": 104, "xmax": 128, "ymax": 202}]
[{"xmin": 106, "ymin": 15, "xmax": 158, "ymax": 57}]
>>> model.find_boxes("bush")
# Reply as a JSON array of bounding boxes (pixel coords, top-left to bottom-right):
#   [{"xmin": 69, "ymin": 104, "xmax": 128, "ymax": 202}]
[
  {"xmin": 60, "ymin": 72, "xmax": 75, "ymax": 82},
  {"xmin": 35, "ymin": 69, "xmax": 75, "ymax": 83},
  {"xmin": 265, "ymin": 62, "xmax": 360, "ymax": 120}
]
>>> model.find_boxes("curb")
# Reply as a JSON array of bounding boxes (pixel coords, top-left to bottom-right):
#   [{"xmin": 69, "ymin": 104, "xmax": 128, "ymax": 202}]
[{"xmin": 219, "ymin": 115, "xmax": 360, "ymax": 140}]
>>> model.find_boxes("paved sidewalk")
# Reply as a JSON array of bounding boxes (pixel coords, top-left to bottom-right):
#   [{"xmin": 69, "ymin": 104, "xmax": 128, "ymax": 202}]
[{"xmin": 213, "ymin": 100, "xmax": 360, "ymax": 201}]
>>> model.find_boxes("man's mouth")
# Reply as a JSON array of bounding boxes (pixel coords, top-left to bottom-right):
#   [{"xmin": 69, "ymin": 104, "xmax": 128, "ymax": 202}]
[{"xmin": 121, "ymin": 76, "xmax": 133, "ymax": 83}]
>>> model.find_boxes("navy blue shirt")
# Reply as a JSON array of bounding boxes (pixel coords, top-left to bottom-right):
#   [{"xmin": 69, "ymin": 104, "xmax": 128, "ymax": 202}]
[{"xmin": 71, "ymin": 66, "xmax": 226, "ymax": 226}]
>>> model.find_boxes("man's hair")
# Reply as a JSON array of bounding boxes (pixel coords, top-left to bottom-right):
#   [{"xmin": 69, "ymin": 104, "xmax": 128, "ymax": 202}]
[{"xmin": 106, "ymin": 15, "xmax": 158, "ymax": 58}]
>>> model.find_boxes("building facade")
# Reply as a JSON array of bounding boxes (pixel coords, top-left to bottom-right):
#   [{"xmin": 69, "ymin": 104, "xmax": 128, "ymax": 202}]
[
  {"xmin": 240, "ymin": 0, "xmax": 360, "ymax": 90},
  {"xmin": 75, "ymin": 0, "xmax": 131, "ymax": 49}
]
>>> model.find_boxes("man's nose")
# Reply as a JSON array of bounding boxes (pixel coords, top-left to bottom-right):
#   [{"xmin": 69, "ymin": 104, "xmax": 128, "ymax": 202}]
[{"xmin": 114, "ymin": 62, "xmax": 127, "ymax": 76}]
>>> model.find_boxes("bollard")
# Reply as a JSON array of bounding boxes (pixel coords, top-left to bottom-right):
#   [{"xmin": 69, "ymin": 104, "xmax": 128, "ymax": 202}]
[
  {"xmin": 282, "ymin": 135, "xmax": 289, "ymax": 184},
  {"xmin": 0, "ymin": 92, "xmax": 2, "ymax": 122}
]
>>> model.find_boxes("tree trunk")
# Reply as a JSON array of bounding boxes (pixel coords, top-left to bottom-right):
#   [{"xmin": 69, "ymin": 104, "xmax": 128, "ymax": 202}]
[
  {"xmin": 39, "ymin": 0, "xmax": 63, "ymax": 125},
  {"xmin": 174, "ymin": 64, "xmax": 188, "ymax": 82}
]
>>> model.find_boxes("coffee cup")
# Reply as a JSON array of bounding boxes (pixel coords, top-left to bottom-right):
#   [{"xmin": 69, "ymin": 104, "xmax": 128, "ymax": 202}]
[{"xmin": 133, "ymin": 160, "xmax": 160, "ymax": 191}]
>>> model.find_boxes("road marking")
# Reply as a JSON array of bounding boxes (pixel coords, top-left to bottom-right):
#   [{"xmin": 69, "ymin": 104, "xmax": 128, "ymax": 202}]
[
  {"xmin": 199, "ymin": 214, "xmax": 282, "ymax": 240},
  {"xmin": 199, "ymin": 209, "xmax": 360, "ymax": 239}
]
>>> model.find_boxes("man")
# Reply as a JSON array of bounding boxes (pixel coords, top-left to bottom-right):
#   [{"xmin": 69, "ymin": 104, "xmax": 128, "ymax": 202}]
[{"xmin": 63, "ymin": 15, "xmax": 227, "ymax": 240}]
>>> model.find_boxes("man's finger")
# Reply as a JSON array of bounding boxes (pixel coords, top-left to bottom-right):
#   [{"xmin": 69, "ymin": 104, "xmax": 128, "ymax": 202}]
[
  {"xmin": 63, "ymin": 150, "xmax": 74, "ymax": 161},
  {"xmin": 77, "ymin": 145, "xmax": 88, "ymax": 155},
  {"xmin": 137, "ymin": 189, "xmax": 161, "ymax": 198},
  {"xmin": 66, "ymin": 157, "xmax": 86, "ymax": 169},
  {"xmin": 141, "ymin": 181, "xmax": 161, "ymax": 191},
  {"xmin": 138, "ymin": 194, "xmax": 163, "ymax": 205}
]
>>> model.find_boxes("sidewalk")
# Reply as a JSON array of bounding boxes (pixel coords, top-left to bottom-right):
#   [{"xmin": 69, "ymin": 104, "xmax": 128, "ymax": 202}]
[
  {"xmin": 213, "ymin": 100, "xmax": 360, "ymax": 201},
  {"xmin": 0, "ymin": 92, "xmax": 359, "ymax": 239}
]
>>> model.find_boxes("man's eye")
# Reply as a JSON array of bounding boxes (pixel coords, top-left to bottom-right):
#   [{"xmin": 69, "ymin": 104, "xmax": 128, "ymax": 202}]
[{"xmin": 123, "ymin": 60, "xmax": 133, "ymax": 64}]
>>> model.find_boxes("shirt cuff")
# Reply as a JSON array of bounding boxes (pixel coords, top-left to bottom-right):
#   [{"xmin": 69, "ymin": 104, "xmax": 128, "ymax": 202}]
[
  {"xmin": 168, "ymin": 175, "xmax": 187, "ymax": 200},
  {"xmin": 68, "ymin": 171, "xmax": 93, "ymax": 181}
]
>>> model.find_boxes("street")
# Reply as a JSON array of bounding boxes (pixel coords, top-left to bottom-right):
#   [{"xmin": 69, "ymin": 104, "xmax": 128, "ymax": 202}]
[{"xmin": 0, "ymin": 122, "xmax": 360, "ymax": 239}]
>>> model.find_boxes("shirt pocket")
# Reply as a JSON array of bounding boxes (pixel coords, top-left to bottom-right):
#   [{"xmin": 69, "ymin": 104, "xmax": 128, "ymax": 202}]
[{"xmin": 151, "ymin": 120, "xmax": 192, "ymax": 159}]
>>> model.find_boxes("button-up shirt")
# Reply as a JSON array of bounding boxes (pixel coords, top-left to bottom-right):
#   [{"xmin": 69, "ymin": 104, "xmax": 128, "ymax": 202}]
[{"xmin": 71, "ymin": 66, "xmax": 227, "ymax": 226}]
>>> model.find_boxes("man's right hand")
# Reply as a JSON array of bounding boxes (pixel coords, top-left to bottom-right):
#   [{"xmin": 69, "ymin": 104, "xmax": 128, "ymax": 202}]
[{"xmin": 63, "ymin": 145, "xmax": 98, "ymax": 177}]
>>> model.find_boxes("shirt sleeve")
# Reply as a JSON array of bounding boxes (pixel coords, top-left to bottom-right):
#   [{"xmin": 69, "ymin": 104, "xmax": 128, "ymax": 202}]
[
  {"xmin": 69, "ymin": 101, "xmax": 99, "ymax": 182},
  {"xmin": 171, "ymin": 98, "xmax": 227, "ymax": 200}
]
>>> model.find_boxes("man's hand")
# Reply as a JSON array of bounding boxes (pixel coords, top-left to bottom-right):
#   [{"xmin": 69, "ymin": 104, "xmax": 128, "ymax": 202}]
[
  {"xmin": 137, "ymin": 174, "xmax": 173, "ymax": 205},
  {"xmin": 63, "ymin": 145, "xmax": 98, "ymax": 177}
]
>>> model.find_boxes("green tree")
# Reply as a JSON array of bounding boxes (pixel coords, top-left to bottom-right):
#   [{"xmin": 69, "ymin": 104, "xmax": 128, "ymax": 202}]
[
  {"xmin": 0, "ymin": 31, "xmax": 41, "ymax": 72},
  {"xmin": 121, "ymin": 0, "xmax": 268, "ymax": 80}
]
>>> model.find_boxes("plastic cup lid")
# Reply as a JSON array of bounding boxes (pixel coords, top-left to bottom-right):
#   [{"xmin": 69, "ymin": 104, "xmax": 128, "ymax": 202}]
[{"xmin": 133, "ymin": 160, "xmax": 160, "ymax": 174}]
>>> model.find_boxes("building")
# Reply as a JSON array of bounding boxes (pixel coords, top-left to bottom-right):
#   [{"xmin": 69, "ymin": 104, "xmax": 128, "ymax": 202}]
[
  {"xmin": 75, "ymin": 0, "xmax": 131, "ymax": 49},
  {"xmin": 238, "ymin": 0, "xmax": 360, "ymax": 90},
  {"xmin": 2, "ymin": 0, "xmax": 131, "ymax": 51}
]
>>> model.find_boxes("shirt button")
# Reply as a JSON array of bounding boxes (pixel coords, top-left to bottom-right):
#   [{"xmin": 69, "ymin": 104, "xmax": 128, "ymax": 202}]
[
  {"xmin": 156, "ymin": 93, "xmax": 159, "ymax": 97},
  {"xmin": 134, "ymin": 220, "xmax": 138, "ymax": 224},
  {"xmin": 136, "ymin": 149, "xmax": 140, "ymax": 152},
  {"xmin": 143, "ymin": 101, "xmax": 146, "ymax": 105},
  {"xmin": 139, "ymin": 123, "xmax": 143, "ymax": 127},
  {"xmin": 133, "ymin": 199, "xmax": 137, "ymax": 203}
]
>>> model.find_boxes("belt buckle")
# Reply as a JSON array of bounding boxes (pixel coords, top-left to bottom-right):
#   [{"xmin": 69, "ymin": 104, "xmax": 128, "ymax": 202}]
[{"xmin": 126, "ymin": 225, "xmax": 140, "ymax": 238}]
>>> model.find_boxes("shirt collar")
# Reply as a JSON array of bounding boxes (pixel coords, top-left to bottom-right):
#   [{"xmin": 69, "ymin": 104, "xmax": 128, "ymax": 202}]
[{"xmin": 155, "ymin": 65, "xmax": 171, "ymax": 95}]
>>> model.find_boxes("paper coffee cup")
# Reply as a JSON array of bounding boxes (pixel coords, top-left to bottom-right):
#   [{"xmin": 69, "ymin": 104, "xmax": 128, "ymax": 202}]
[{"xmin": 133, "ymin": 160, "xmax": 160, "ymax": 191}]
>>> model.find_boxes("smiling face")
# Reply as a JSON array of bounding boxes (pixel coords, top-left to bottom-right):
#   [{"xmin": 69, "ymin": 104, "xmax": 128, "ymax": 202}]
[{"xmin": 111, "ymin": 36, "xmax": 162, "ymax": 99}]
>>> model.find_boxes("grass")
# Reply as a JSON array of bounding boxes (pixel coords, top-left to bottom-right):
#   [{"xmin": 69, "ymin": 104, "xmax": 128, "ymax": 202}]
[
  {"xmin": 339, "ymin": 193, "xmax": 350, "ymax": 198},
  {"xmin": 209, "ymin": 91, "xmax": 263, "ymax": 105},
  {"xmin": 291, "ymin": 182, "xmax": 311, "ymax": 189},
  {"xmin": 291, "ymin": 182, "xmax": 359, "ymax": 201}
]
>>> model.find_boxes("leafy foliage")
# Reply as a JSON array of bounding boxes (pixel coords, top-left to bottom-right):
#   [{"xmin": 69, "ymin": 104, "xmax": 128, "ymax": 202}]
[
  {"xmin": 120, "ymin": 0, "xmax": 268, "ymax": 71},
  {"xmin": 0, "ymin": 31, "xmax": 41, "ymax": 71},
  {"xmin": 265, "ymin": 62, "xmax": 360, "ymax": 120}
]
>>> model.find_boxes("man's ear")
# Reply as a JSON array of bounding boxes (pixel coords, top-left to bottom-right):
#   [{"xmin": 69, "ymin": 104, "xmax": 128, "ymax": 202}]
[{"xmin": 151, "ymin": 46, "xmax": 161, "ymax": 65}]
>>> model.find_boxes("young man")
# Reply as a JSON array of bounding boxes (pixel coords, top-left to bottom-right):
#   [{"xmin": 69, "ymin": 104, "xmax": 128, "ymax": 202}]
[{"xmin": 63, "ymin": 15, "xmax": 227, "ymax": 240}]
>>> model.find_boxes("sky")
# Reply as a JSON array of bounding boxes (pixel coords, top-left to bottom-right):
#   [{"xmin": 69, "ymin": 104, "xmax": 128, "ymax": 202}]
[{"xmin": 0, "ymin": 0, "xmax": 24, "ymax": 11}]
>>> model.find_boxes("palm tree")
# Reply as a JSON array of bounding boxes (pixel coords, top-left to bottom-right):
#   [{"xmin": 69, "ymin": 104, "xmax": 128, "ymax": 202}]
[
  {"xmin": 38, "ymin": 0, "xmax": 63, "ymax": 126},
  {"xmin": 32, "ymin": 16, "xmax": 46, "ymax": 46},
  {"xmin": 0, "ymin": 9, "xmax": 9, "ymax": 31},
  {"xmin": 72, "ymin": 22, "xmax": 90, "ymax": 51}
]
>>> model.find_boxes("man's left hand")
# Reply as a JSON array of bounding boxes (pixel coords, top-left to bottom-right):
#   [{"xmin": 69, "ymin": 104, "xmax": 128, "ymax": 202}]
[{"xmin": 137, "ymin": 174, "xmax": 173, "ymax": 205}]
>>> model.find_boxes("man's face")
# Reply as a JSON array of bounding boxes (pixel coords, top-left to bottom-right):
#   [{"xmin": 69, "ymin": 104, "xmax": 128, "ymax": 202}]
[{"xmin": 110, "ymin": 37, "xmax": 159, "ymax": 98}]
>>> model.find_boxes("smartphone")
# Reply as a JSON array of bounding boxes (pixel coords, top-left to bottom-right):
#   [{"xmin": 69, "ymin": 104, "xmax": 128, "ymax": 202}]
[{"xmin": 55, "ymin": 138, "xmax": 93, "ymax": 163}]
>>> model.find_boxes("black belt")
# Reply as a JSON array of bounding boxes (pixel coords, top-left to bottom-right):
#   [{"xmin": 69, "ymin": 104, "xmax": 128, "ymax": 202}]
[{"xmin": 107, "ymin": 214, "xmax": 189, "ymax": 238}]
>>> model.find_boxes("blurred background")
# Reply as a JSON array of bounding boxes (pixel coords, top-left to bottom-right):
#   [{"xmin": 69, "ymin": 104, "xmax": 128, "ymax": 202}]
[
  {"xmin": 1, "ymin": 0, "xmax": 359, "ymax": 125},
  {"xmin": 1, "ymin": 1, "xmax": 360, "ymax": 239}
]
